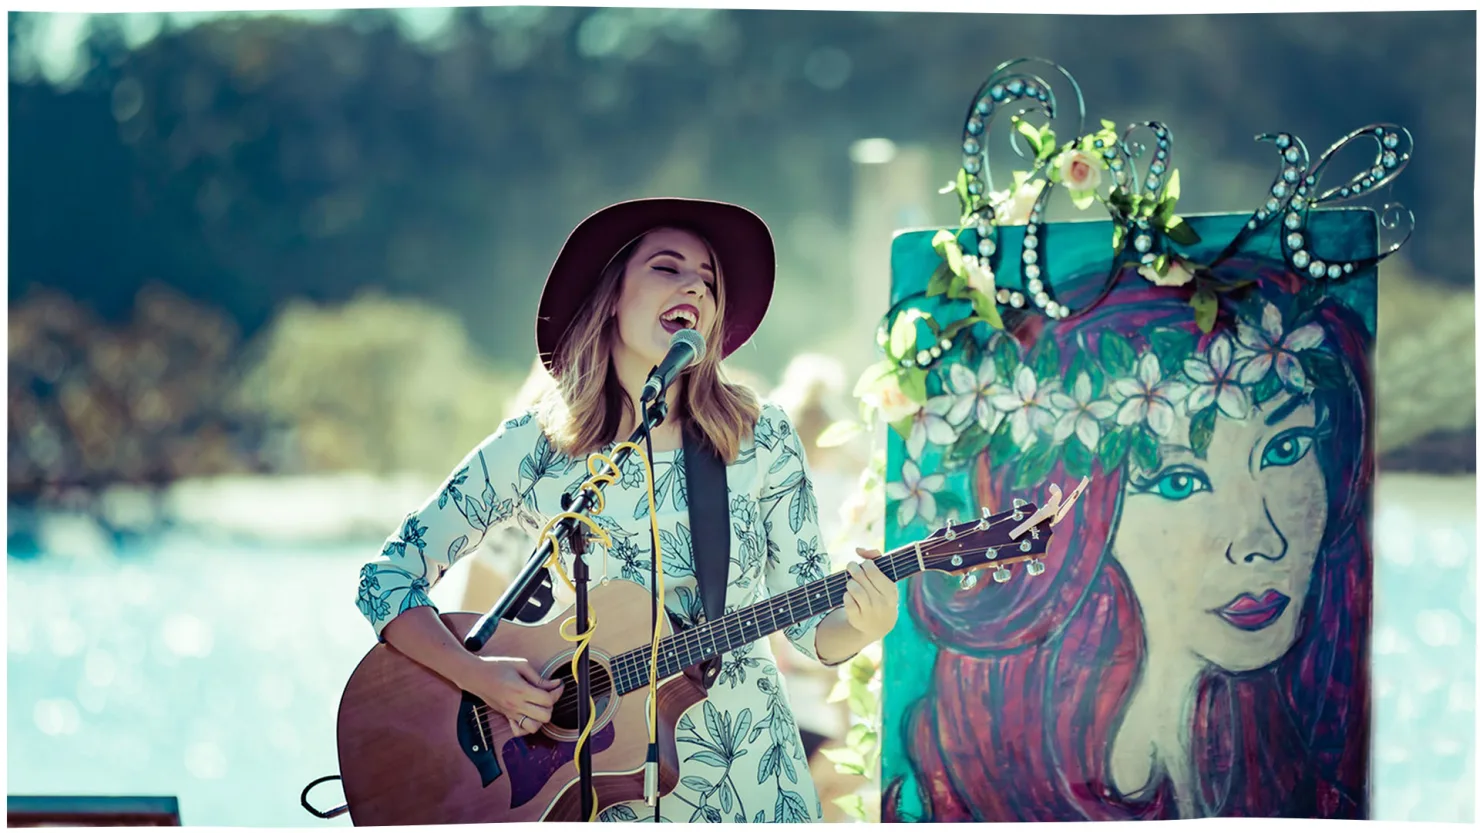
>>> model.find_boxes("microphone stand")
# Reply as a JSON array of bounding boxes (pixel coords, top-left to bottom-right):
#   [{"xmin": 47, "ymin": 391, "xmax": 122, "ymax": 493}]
[{"xmin": 464, "ymin": 394, "xmax": 671, "ymax": 821}]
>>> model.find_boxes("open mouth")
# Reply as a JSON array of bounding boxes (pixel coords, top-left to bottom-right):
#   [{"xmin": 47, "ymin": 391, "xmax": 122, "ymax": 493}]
[
  {"xmin": 660, "ymin": 305, "xmax": 698, "ymax": 334},
  {"xmin": 1212, "ymin": 589, "xmax": 1291, "ymax": 632}
]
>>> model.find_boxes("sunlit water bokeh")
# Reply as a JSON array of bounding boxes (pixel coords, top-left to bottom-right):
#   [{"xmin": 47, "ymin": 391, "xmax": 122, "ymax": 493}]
[{"xmin": 7, "ymin": 475, "xmax": 1476, "ymax": 825}]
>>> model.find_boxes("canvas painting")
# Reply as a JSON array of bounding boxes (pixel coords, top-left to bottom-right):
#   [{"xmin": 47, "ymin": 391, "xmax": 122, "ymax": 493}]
[{"xmin": 871, "ymin": 59, "xmax": 1404, "ymax": 822}]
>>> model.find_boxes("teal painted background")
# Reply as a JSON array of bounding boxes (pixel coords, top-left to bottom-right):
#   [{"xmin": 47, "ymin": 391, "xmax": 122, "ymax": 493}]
[{"xmin": 878, "ymin": 208, "xmax": 1377, "ymax": 821}]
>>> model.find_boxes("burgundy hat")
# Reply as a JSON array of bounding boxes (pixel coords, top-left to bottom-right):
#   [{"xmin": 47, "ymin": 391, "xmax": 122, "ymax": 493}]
[{"xmin": 535, "ymin": 198, "xmax": 776, "ymax": 376}]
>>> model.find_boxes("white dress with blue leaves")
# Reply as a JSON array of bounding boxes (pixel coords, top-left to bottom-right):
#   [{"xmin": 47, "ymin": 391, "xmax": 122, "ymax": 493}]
[{"xmin": 356, "ymin": 402, "xmax": 829, "ymax": 823}]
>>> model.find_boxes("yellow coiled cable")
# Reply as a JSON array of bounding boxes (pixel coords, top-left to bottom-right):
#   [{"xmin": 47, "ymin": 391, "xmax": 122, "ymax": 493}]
[{"xmin": 533, "ymin": 440, "xmax": 664, "ymax": 821}]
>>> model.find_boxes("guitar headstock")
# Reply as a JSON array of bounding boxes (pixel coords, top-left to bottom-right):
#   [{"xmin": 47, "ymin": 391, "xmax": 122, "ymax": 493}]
[{"xmin": 903, "ymin": 477, "xmax": 1090, "ymax": 588}]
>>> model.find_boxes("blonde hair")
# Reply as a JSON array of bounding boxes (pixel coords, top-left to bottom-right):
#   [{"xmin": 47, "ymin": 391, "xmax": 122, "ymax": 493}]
[{"xmin": 537, "ymin": 230, "xmax": 761, "ymax": 462}]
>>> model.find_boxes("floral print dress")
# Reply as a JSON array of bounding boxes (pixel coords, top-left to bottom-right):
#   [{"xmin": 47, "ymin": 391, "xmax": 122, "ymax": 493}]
[{"xmin": 356, "ymin": 402, "xmax": 832, "ymax": 823}]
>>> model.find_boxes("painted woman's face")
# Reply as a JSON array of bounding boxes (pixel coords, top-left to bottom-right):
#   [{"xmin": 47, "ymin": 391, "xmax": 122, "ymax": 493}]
[{"xmin": 1110, "ymin": 392, "xmax": 1328, "ymax": 673}]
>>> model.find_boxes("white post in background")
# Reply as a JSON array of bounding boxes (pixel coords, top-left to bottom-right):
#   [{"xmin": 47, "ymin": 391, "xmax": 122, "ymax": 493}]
[{"xmin": 838, "ymin": 139, "xmax": 937, "ymax": 379}]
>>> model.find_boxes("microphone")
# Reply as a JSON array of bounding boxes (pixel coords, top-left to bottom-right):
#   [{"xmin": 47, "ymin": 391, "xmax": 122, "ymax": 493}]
[{"xmin": 640, "ymin": 329, "xmax": 707, "ymax": 404}]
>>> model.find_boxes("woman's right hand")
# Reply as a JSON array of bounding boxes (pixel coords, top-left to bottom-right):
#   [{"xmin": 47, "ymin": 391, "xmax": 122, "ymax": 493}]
[{"xmin": 461, "ymin": 656, "xmax": 565, "ymax": 738}]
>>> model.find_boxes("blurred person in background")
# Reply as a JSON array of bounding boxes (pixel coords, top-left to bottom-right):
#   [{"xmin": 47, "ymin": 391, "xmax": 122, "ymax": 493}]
[{"xmin": 353, "ymin": 198, "xmax": 899, "ymax": 823}]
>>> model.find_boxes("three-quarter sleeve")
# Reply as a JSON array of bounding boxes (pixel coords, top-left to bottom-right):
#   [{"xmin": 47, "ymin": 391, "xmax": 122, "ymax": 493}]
[
  {"xmin": 754, "ymin": 402, "xmax": 841, "ymax": 665},
  {"xmin": 355, "ymin": 412, "xmax": 542, "ymax": 638}
]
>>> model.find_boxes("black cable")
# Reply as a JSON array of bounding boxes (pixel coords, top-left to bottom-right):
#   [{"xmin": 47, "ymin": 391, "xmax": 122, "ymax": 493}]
[{"xmin": 642, "ymin": 404, "xmax": 662, "ymax": 824}]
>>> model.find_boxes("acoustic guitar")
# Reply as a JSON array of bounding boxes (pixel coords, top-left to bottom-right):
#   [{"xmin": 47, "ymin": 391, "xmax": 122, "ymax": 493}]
[{"xmin": 334, "ymin": 480, "xmax": 1087, "ymax": 825}]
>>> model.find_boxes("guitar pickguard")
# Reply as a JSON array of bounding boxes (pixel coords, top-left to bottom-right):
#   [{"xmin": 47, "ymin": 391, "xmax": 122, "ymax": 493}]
[
  {"xmin": 457, "ymin": 692, "xmax": 504, "ymax": 788},
  {"xmin": 502, "ymin": 721, "xmax": 617, "ymax": 809}
]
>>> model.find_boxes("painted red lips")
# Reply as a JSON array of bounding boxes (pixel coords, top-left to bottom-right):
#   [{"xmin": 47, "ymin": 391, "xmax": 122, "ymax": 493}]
[{"xmin": 1212, "ymin": 589, "xmax": 1291, "ymax": 632}]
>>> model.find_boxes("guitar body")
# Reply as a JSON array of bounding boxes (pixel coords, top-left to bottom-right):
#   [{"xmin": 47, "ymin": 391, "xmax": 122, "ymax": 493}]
[{"xmin": 335, "ymin": 580, "xmax": 706, "ymax": 825}]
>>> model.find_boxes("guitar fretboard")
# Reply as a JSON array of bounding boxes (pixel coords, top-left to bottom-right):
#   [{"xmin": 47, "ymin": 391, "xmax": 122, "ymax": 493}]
[{"xmin": 606, "ymin": 549, "xmax": 915, "ymax": 695}]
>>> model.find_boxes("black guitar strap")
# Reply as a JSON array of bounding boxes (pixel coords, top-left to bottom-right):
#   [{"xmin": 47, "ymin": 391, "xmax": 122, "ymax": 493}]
[{"xmin": 681, "ymin": 424, "xmax": 729, "ymax": 689}]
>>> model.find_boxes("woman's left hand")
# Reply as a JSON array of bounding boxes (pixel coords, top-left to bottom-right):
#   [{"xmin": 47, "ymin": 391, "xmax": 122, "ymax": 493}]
[{"xmin": 842, "ymin": 547, "xmax": 899, "ymax": 644}]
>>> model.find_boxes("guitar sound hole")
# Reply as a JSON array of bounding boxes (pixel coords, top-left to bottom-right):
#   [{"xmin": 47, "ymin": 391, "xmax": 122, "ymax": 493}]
[{"xmin": 548, "ymin": 660, "xmax": 616, "ymax": 732}]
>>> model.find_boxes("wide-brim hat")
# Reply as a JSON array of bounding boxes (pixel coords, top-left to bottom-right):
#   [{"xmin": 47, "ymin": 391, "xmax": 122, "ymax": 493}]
[{"xmin": 535, "ymin": 198, "xmax": 775, "ymax": 376}]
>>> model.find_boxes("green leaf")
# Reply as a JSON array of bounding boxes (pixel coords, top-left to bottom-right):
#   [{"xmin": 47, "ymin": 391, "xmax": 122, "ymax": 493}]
[
  {"xmin": 890, "ymin": 310, "xmax": 923, "ymax": 359},
  {"xmin": 1014, "ymin": 442, "xmax": 1058, "ymax": 490},
  {"xmin": 972, "ymin": 292, "xmax": 1005, "ymax": 331},
  {"xmin": 1129, "ymin": 425, "xmax": 1161, "ymax": 473},
  {"xmin": 1098, "ymin": 426, "xmax": 1131, "ymax": 471},
  {"xmin": 1013, "ymin": 116, "xmax": 1043, "ymax": 156},
  {"xmin": 816, "ymin": 420, "xmax": 866, "ymax": 449},
  {"xmin": 1163, "ymin": 216, "xmax": 1201, "ymax": 246},
  {"xmin": 987, "ymin": 414, "xmax": 1017, "ymax": 462},
  {"xmin": 1153, "ymin": 253, "xmax": 1169, "ymax": 276},
  {"xmin": 931, "ymin": 229, "xmax": 957, "ymax": 258},
  {"xmin": 941, "ymin": 315, "xmax": 982, "ymax": 341},
  {"xmin": 898, "ymin": 367, "xmax": 927, "ymax": 404},
  {"xmin": 888, "ymin": 418, "xmax": 913, "ymax": 441},
  {"xmin": 827, "ymin": 678, "xmax": 849, "ymax": 703},
  {"xmin": 1099, "ymin": 331, "xmax": 1138, "ymax": 378},
  {"xmin": 846, "ymin": 724, "xmax": 878, "ymax": 753},
  {"xmin": 926, "ymin": 263, "xmax": 953, "ymax": 298},
  {"xmin": 1251, "ymin": 369, "xmax": 1283, "ymax": 404},
  {"xmin": 1038, "ymin": 128, "xmax": 1057, "ymax": 161},
  {"xmin": 1070, "ymin": 188, "xmax": 1097, "ymax": 210},
  {"xmin": 1063, "ymin": 434, "xmax": 1095, "ymax": 478},
  {"xmin": 933, "ymin": 490, "xmax": 968, "ymax": 521},
  {"xmin": 993, "ymin": 335, "xmax": 1021, "ymax": 381},
  {"xmin": 945, "ymin": 420, "xmax": 993, "ymax": 468},
  {"xmin": 834, "ymin": 795, "xmax": 867, "ymax": 821},
  {"xmin": 1147, "ymin": 329, "xmax": 1198, "ymax": 377},
  {"xmin": 848, "ymin": 653, "xmax": 877, "ymax": 684},
  {"xmin": 847, "ymin": 679, "xmax": 877, "ymax": 716},
  {"xmin": 1111, "ymin": 223, "xmax": 1126, "ymax": 254},
  {"xmin": 1165, "ymin": 168, "xmax": 1181, "ymax": 203},
  {"xmin": 1191, "ymin": 289, "xmax": 1218, "ymax": 334},
  {"xmin": 1301, "ymin": 350, "xmax": 1347, "ymax": 390},
  {"xmin": 1032, "ymin": 337, "xmax": 1061, "ymax": 383},
  {"xmin": 852, "ymin": 360, "xmax": 895, "ymax": 399},
  {"xmin": 955, "ymin": 168, "xmax": 969, "ymax": 205},
  {"xmin": 1188, "ymin": 406, "xmax": 1217, "ymax": 460}
]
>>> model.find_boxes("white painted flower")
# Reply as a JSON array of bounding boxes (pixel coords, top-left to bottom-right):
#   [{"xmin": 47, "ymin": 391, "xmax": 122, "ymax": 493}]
[
  {"xmin": 988, "ymin": 179, "xmax": 1045, "ymax": 226},
  {"xmin": 1235, "ymin": 302, "xmax": 1325, "ymax": 392},
  {"xmin": 866, "ymin": 373, "xmax": 923, "ymax": 424},
  {"xmin": 1113, "ymin": 353, "xmax": 1190, "ymax": 438},
  {"xmin": 1137, "ymin": 259, "xmax": 1196, "ymax": 288},
  {"xmin": 906, "ymin": 395, "xmax": 960, "ymax": 460},
  {"xmin": 988, "ymin": 365, "xmax": 1059, "ymax": 449},
  {"xmin": 1055, "ymin": 149, "xmax": 1103, "ymax": 193},
  {"xmin": 1049, "ymin": 372, "xmax": 1117, "ymax": 451},
  {"xmin": 945, "ymin": 357, "xmax": 1001, "ymax": 430},
  {"xmin": 1183, "ymin": 334, "xmax": 1251, "ymax": 419},
  {"xmin": 886, "ymin": 459, "xmax": 946, "ymax": 528}
]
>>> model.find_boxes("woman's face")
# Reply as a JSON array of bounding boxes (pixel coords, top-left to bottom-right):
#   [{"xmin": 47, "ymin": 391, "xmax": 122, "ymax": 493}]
[
  {"xmin": 611, "ymin": 227, "xmax": 719, "ymax": 371},
  {"xmin": 1110, "ymin": 392, "xmax": 1328, "ymax": 672}
]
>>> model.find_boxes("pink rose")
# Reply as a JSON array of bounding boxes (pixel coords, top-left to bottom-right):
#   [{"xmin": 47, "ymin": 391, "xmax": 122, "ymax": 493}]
[
  {"xmin": 1056, "ymin": 149, "xmax": 1103, "ymax": 193},
  {"xmin": 1138, "ymin": 259, "xmax": 1196, "ymax": 287},
  {"xmin": 866, "ymin": 374, "xmax": 922, "ymax": 424}
]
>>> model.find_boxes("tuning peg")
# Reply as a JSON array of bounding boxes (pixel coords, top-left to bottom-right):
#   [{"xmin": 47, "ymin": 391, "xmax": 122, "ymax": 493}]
[
  {"xmin": 1012, "ymin": 499, "xmax": 1026, "ymax": 521},
  {"xmin": 944, "ymin": 527, "xmax": 957, "ymax": 541},
  {"xmin": 984, "ymin": 547, "xmax": 999, "ymax": 561},
  {"xmin": 1026, "ymin": 559, "xmax": 1046, "ymax": 577},
  {"xmin": 958, "ymin": 572, "xmax": 979, "ymax": 591},
  {"xmin": 992, "ymin": 566, "xmax": 1012, "ymax": 584},
  {"xmin": 1019, "ymin": 539, "xmax": 1032, "ymax": 553}
]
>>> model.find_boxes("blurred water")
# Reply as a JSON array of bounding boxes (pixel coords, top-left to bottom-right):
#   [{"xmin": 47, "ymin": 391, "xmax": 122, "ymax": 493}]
[{"xmin": 6, "ymin": 475, "xmax": 1476, "ymax": 825}]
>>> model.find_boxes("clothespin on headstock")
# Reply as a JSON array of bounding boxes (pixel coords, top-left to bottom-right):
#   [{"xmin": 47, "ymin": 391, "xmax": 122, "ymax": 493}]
[{"xmin": 1009, "ymin": 477, "xmax": 1091, "ymax": 540}]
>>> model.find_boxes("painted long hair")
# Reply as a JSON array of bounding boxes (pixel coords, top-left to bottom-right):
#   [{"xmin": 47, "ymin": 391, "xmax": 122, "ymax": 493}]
[
  {"xmin": 884, "ymin": 261, "xmax": 1373, "ymax": 820},
  {"xmin": 539, "ymin": 227, "xmax": 760, "ymax": 462}
]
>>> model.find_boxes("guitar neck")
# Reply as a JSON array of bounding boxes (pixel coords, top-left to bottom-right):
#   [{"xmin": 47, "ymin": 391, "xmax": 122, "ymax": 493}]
[{"xmin": 609, "ymin": 545, "xmax": 921, "ymax": 695}]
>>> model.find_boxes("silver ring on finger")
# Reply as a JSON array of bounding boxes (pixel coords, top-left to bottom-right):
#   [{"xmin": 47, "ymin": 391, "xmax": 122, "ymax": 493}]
[{"xmin": 518, "ymin": 715, "xmax": 528, "ymax": 729}]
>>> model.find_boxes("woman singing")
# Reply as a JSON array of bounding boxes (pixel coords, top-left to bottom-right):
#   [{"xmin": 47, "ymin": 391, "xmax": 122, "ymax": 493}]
[{"xmin": 354, "ymin": 198, "xmax": 898, "ymax": 823}]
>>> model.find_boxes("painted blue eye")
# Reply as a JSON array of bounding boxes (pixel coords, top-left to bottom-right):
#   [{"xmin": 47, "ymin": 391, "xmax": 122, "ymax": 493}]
[
  {"xmin": 1131, "ymin": 467, "xmax": 1211, "ymax": 501},
  {"xmin": 1149, "ymin": 470, "xmax": 1211, "ymax": 501},
  {"xmin": 1261, "ymin": 430, "xmax": 1315, "ymax": 469}
]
